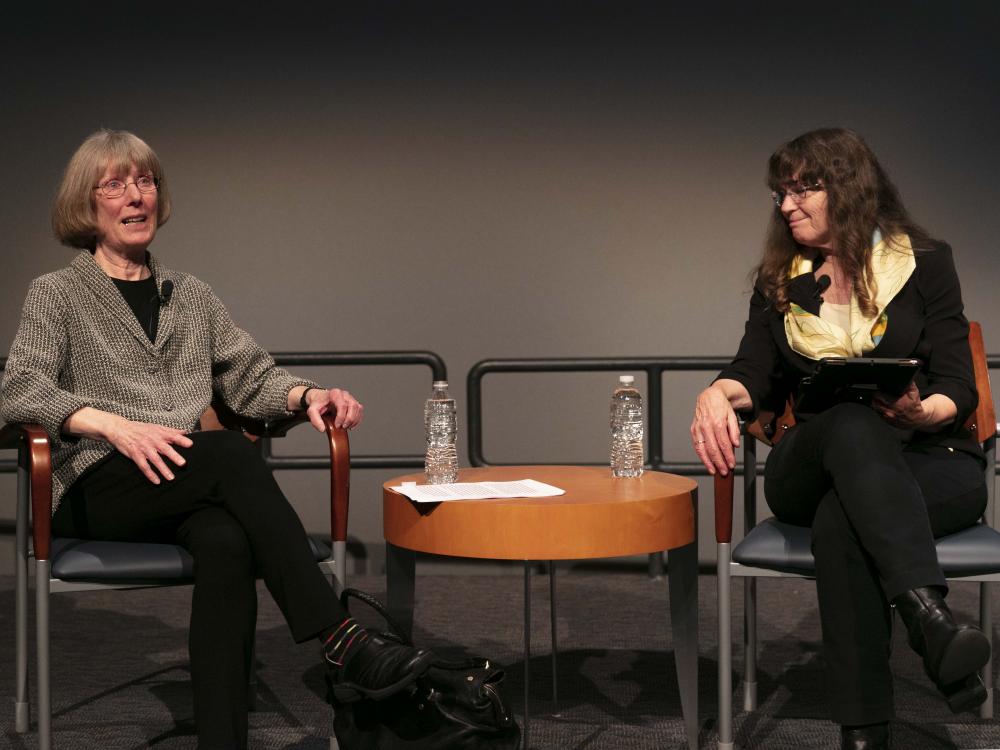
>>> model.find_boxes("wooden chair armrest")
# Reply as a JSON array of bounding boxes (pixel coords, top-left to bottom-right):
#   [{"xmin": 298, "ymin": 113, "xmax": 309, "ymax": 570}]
[
  {"xmin": 714, "ymin": 472, "xmax": 734, "ymax": 544},
  {"xmin": 966, "ymin": 322, "xmax": 996, "ymax": 443},
  {"xmin": 0, "ymin": 422, "xmax": 52, "ymax": 559},
  {"xmin": 322, "ymin": 414, "xmax": 351, "ymax": 543}
]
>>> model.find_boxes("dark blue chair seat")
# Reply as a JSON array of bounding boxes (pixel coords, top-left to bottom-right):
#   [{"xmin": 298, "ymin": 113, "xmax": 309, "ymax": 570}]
[
  {"xmin": 733, "ymin": 518, "xmax": 1000, "ymax": 579},
  {"xmin": 50, "ymin": 536, "xmax": 332, "ymax": 582},
  {"xmin": 731, "ymin": 518, "xmax": 815, "ymax": 576}
]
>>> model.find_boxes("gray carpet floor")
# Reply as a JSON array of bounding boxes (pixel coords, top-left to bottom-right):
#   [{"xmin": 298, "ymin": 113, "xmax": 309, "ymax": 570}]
[{"xmin": 1, "ymin": 569, "xmax": 999, "ymax": 749}]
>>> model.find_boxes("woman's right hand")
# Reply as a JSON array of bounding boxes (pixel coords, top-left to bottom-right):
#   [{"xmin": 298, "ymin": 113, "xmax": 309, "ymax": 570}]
[
  {"xmin": 691, "ymin": 383, "xmax": 741, "ymax": 476},
  {"xmin": 63, "ymin": 407, "xmax": 194, "ymax": 484},
  {"xmin": 107, "ymin": 419, "xmax": 194, "ymax": 484}
]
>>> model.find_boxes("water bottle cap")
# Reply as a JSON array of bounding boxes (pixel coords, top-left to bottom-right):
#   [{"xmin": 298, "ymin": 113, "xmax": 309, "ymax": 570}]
[
  {"xmin": 432, "ymin": 381, "xmax": 449, "ymax": 388},
  {"xmin": 619, "ymin": 375, "xmax": 635, "ymax": 385}
]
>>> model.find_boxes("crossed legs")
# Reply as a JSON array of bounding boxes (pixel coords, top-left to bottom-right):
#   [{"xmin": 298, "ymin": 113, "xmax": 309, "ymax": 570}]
[{"xmin": 764, "ymin": 403, "xmax": 987, "ymax": 724}]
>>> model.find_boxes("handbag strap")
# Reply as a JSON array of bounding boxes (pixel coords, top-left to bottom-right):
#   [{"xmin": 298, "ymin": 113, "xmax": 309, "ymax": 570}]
[{"xmin": 339, "ymin": 587, "xmax": 413, "ymax": 646}]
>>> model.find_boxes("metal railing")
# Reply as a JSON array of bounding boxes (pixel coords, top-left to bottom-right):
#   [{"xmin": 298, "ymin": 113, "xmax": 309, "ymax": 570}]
[
  {"xmin": 261, "ymin": 351, "xmax": 445, "ymax": 471},
  {"xmin": 0, "ymin": 351, "xmax": 447, "ymax": 474},
  {"xmin": 2, "ymin": 350, "xmax": 999, "ymax": 477},
  {"xmin": 467, "ymin": 355, "xmax": 1000, "ymax": 475}
]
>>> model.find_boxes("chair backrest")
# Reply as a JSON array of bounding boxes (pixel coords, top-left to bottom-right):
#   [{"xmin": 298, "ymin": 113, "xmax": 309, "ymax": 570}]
[{"xmin": 965, "ymin": 321, "xmax": 996, "ymax": 444}]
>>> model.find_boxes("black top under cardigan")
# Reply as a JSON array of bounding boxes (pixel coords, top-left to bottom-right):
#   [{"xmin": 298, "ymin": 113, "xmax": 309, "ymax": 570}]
[{"xmin": 716, "ymin": 243, "xmax": 983, "ymax": 460}]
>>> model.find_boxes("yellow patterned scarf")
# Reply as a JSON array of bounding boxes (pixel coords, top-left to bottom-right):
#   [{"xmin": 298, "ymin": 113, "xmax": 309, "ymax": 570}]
[{"xmin": 784, "ymin": 232, "xmax": 916, "ymax": 359}]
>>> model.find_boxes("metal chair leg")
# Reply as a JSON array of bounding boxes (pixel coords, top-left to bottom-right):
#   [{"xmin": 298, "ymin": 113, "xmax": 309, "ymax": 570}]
[
  {"xmin": 718, "ymin": 543, "xmax": 734, "ymax": 750},
  {"xmin": 743, "ymin": 577, "xmax": 758, "ymax": 711},
  {"xmin": 980, "ymin": 582, "xmax": 994, "ymax": 719},
  {"xmin": 14, "ymin": 463, "xmax": 29, "ymax": 734},
  {"xmin": 36, "ymin": 559, "xmax": 52, "ymax": 750},
  {"xmin": 648, "ymin": 551, "xmax": 665, "ymax": 579},
  {"xmin": 332, "ymin": 540, "xmax": 347, "ymax": 597}
]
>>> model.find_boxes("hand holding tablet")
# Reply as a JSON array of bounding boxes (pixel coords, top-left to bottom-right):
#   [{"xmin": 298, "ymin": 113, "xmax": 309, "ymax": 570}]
[{"xmin": 794, "ymin": 357, "xmax": 922, "ymax": 414}]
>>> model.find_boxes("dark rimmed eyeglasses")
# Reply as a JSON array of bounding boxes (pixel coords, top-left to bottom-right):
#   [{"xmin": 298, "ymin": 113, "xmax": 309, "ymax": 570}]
[
  {"xmin": 771, "ymin": 181, "xmax": 823, "ymax": 207},
  {"xmin": 93, "ymin": 175, "xmax": 159, "ymax": 199}
]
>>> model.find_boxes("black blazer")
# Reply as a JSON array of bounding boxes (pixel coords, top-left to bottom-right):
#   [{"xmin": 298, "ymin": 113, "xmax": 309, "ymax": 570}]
[{"xmin": 717, "ymin": 243, "xmax": 982, "ymax": 458}]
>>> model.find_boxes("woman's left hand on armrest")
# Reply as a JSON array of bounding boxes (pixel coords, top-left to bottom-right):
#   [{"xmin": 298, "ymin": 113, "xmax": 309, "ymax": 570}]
[
  {"xmin": 872, "ymin": 384, "xmax": 956, "ymax": 431},
  {"xmin": 299, "ymin": 387, "xmax": 364, "ymax": 431}
]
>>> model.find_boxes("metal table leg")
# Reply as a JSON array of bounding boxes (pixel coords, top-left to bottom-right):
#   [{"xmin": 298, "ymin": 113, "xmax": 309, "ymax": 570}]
[
  {"xmin": 549, "ymin": 562, "xmax": 559, "ymax": 714},
  {"xmin": 523, "ymin": 561, "xmax": 532, "ymax": 749},
  {"xmin": 668, "ymin": 541, "xmax": 699, "ymax": 749},
  {"xmin": 385, "ymin": 542, "xmax": 416, "ymax": 640}
]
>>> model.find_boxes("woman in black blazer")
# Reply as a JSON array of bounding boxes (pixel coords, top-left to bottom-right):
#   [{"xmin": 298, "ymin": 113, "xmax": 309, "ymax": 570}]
[{"xmin": 691, "ymin": 128, "xmax": 989, "ymax": 750}]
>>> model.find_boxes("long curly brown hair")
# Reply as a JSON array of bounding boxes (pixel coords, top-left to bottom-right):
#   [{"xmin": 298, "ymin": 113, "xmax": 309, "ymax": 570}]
[{"xmin": 757, "ymin": 128, "xmax": 937, "ymax": 315}]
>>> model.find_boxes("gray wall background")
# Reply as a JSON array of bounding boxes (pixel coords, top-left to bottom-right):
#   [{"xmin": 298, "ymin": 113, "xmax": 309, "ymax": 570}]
[{"xmin": 1, "ymin": 2, "xmax": 998, "ymax": 573}]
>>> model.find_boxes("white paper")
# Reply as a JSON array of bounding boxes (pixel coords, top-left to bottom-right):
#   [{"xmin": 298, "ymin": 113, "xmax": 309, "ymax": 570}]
[{"xmin": 390, "ymin": 478, "xmax": 565, "ymax": 503}]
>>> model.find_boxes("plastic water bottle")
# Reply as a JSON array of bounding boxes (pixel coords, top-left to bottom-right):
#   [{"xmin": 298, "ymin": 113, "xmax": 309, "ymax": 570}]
[
  {"xmin": 424, "ymin": 380, "xmax": 459, "ymax": 484},
  {"xmin": 610, "ymin": 375, "xmax": 644, "ymax": 478}
]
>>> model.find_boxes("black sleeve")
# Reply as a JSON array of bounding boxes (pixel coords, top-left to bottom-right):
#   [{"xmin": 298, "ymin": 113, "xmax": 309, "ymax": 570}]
[
  {"xmin": 714, "ymin": 286, "xmax": 783, "ymax": 419},
  {"xmin": 916, "ymin": 245, "xmax": 977, "ymax": 428}
]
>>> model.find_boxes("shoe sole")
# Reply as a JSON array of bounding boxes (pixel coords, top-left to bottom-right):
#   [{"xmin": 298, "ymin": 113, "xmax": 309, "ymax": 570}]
[
  {"xmin": 937, "ymin": 628, "xmax": 991, "ymax": 685},
  {"xmin": 330, "ymin": 649, "xmax": 436, "ymax": 704}
]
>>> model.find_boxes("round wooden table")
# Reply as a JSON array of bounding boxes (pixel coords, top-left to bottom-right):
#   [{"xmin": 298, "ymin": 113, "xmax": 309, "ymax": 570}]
[{"xmin": 383, "ymin": 465, "xmax": 699, "ymax": 749}]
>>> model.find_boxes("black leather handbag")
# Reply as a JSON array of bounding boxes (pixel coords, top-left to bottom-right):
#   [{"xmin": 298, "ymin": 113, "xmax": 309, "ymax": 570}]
[{"xmin": 329, "ymin": 589, "xmax": 521, "ymax": 750}]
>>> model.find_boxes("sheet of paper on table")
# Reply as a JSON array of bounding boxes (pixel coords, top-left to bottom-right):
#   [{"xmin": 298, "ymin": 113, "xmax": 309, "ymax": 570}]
[{"xmin": 390, "ymin": 479, "xmax": 566, "ymax": 503}]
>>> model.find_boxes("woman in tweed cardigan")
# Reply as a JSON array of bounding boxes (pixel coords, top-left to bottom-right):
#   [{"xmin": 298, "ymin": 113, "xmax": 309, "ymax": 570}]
[{"xmin": 0, "ymin": 130, "xmax": 433, "ymax": 749}]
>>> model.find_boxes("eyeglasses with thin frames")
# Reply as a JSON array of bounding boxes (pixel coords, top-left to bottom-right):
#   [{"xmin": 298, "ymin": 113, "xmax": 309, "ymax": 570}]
[
  {"xmin": 771, "ymin": 181, "xmax": 823, "ymax": 208},
  {"xmin": 93, "ymin": 175, "xmax": 159, "ymax": 199}
]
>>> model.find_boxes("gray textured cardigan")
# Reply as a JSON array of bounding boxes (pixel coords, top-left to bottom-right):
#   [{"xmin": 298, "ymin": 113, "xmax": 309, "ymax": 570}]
[{"xmin": 0, "ymin": 251, "xmax": 316, "ymax": 512}]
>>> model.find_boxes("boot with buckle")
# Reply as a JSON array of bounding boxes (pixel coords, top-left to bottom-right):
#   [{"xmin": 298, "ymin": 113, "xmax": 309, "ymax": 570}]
[{"xmin": 892, "ymin": 586, "xmax": 990, "ymax": 712}]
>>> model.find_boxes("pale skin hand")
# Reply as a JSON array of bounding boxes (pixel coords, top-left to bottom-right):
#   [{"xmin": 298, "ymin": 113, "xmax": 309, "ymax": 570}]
[
  {"xmin": 871, "ymin": 384, "xmax": 957, "ymax": 431},
  {"xmin": 691, "ymin": 378, "xmax": 752, "ymax": 476},
  {"xmin": 62, "ymin": 386, "xmax": 364, "ymax": 483},
  {"xmin": 287, "ymin": 385, "xmax": 364, "ymax": 431},
  {"xmin": 691, "ymin": 381, "xmax": 955, "ymax": 478},
  {"xmin": 63, "ymin": 407, "xmax": 193, "ymax": 484}
]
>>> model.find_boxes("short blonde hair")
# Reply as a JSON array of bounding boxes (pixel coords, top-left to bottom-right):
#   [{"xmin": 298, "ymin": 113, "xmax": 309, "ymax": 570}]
[{"xmin": 52, "ymin": 129, "xmax": 172, "ymax": 250}]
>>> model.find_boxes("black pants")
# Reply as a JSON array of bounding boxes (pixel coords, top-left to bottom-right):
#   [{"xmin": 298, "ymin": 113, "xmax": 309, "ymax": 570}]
[
  {"xmin": 764, "ymin": 403, "xmax": 987, "ymax": 725},
  {"xmin": 53, "ymin": 430, "xmax": 347, "ymax": 749}
]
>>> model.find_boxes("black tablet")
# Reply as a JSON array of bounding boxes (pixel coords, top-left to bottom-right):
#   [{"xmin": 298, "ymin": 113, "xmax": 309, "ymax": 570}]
[{"xmin": 794, "ymin": 357, "xmax": 922, "ymax": 413}]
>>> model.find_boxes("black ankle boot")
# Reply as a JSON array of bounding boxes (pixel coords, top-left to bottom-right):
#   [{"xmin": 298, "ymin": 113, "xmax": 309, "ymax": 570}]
[
  {"xmin": 841, "ymin": 722, "xmax": 890, "ymax": 750},
  {"xmin": 326, "ymin": 633, "xmax": 435, "ymax": 703},
  {"xmin": 892, "ymin": 586, "xmax": 990, "ymax": 711}
]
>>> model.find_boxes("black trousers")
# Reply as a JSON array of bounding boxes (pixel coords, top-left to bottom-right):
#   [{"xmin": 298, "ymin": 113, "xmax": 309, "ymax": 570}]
[
  {"xmin": 53, "ymin": 430, "xmax": 346, "ymax": 749},
  {"xmin": 764, "ymin": 403, "xmax": 987, "ymax": 725}
]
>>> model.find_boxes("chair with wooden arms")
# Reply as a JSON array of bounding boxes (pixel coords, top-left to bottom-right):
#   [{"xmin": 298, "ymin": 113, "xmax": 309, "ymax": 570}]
[
  {"xmin": 5, "ymin": 405, "xmax": 351, "ymax": 750},
  {"xmin": 714, "ymin": 321, "xmax": 1000, "ymax": 749}
]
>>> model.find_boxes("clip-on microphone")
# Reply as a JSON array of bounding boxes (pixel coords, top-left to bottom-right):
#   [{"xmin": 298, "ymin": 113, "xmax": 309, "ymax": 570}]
[{"xmin": 146, "ymin": 279, "xmax": 173, "ymax": 339}]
